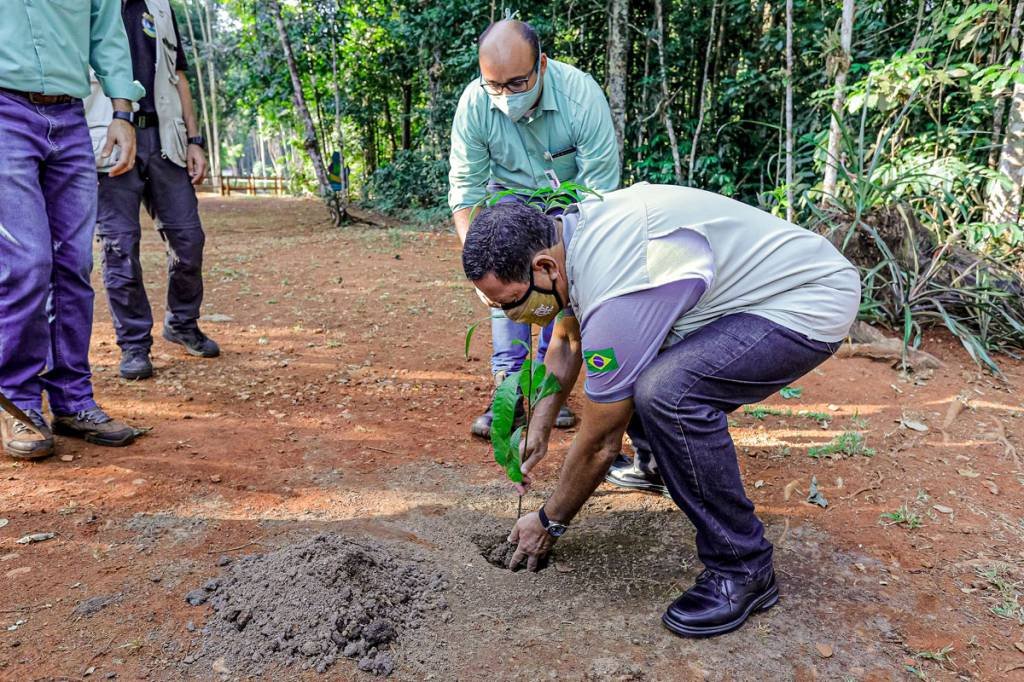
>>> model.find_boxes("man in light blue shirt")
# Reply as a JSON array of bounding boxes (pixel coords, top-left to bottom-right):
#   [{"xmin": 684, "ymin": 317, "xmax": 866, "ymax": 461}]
[
  {"xmin": 449, "ymin": 19, "xmax": 620, "ymax": 439},
  {"xmin": 0, "ymin": 0, "xmax": 145, "ymax": 460}
]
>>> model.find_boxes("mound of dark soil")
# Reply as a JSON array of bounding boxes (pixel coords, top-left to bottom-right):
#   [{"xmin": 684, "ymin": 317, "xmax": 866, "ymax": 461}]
[{"xmin": 187, "ymin": 533, "xmax": 448, "ymax": 677}]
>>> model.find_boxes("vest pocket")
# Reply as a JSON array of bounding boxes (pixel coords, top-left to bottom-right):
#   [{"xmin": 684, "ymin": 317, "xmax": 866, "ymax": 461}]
[{"xmin": 171, "ymin": 117, "xmax": 188, "ymax": 161}]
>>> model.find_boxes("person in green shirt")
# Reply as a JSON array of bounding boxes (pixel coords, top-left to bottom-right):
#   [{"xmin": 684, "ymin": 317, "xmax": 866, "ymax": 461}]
[
  {"xmin": 449, "ymin": 19, "xmax": 620, "ymax": 439},
  {"xmin": 0, "ymin": 0, "xmax": 145, "ymax": 460}
]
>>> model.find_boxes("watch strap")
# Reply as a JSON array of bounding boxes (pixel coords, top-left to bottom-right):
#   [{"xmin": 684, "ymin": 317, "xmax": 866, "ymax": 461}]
[
  {"xmin": 112, "ymin": 110, "xmax": 134, "ymax": 123},
  {"xmin": 188, "ymin": 135, "xmax": 206, "ymax": 148}
]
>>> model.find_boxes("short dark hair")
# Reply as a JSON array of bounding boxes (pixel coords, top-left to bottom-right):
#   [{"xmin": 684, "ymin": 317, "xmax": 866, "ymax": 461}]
[
  {"xmin": 462, "ymin": 202, "xmax": 555, "ymax": 282},
  {"xmin": 478, "ymin": 20, "xmax": 541, "ymax": 63}
]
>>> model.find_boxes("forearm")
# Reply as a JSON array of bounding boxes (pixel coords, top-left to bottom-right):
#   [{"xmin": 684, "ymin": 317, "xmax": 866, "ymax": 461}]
[
  {"xmin": 111, "ymin": 98, "xmax": 132, "ymax": 113},
  {"xmin": 530, "ymin": 326, "xmax": 582, "ymax": 437},
  {"xmin": 453, "ymin": 207, "xmax": 473, "ymax": 244},
  {"xmin": 543, "ymin": 419, "xmax": 624, "ymax": 523},
  {"xmin": 175, "ymin": 72, "xmax": 199, "ymax": 137}
]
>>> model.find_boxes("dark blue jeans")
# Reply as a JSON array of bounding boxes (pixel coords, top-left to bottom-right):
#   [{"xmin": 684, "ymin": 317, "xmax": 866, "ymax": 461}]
[
  {"xmin": 97, "ymin": 127, "xmax": 205, "ymax": 352},
  {"xmin": 630, "ymin": 313, "xmax": 839, "ymax": 582}
]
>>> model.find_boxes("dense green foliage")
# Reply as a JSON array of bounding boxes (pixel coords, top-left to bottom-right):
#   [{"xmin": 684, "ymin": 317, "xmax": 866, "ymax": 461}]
[{"xmin": 180, "ymin": 0, "xmax": 1024, "ymax": 365}]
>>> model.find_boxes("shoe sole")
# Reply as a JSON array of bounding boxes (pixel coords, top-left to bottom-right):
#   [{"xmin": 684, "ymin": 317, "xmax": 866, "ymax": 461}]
[
  {"xmin": 53, "ymin": 424, "xmax": 136, "ymax": 448},
  {"xmin": 604, "ymin": 473, "xmax": 670, "ymax": 497},
  {"xmin": 471, "ymin": 425, "xmax": 491, "ymax": 439},
  {"xmin": 120, "ymin": 368, "xmax": 153, "ymax": 380},
  {"xmin": 554, "ymin": 416, "xmax": 577, "ymax": 429},
  {"xmin": 162, "ymin": 330, "xmax": 220, "ymax": 358},
  {"xmin": 661, "ymin": 584, "xmax": 779, "ymax": 638}
]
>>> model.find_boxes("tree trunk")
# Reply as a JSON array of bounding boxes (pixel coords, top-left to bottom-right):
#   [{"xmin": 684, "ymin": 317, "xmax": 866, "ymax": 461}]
[
  {"xmin": 784, "ymin": 0, "xmax": 794, "ymax": 222},
  {"xmin": 182, "ymin": 2, "xmax": 213, "ymax": 172},
  {"xmin": 822, "ymin": 0, "xmax": 855, "ymax": 201},
  {"xmin": 654, "ymin": 0, "xmax": 683, "ymax": 184},
  {"xmin": 688, "ymin": 1, "xmax": 719, "ymax": 183},
  {"xmin": 269, "ymin": 0, "xmax": 330, "ymax": 194},
  {"xmin": 401, "ymin": 82, "xmax": 412, "ymax": 151},
  {"xmin": 990, "ymin": 0, "xmax": 1024, "ymax": 169},
  {"xmin": 427, "ymin": 49, "xmax": 444, "ymax": 156},
  {"xmin": 257, "ymin": 115, "xmax": 266, "ymax": 174},
  {"xmin": 329, "ymin": 12, "xmax": 348, "ymax": 206},
  {"xmin": 606, "ymin": 0, "xmax": 629, "ymax": 163},
  {"xmin": 198, "ymin": 0, "xmax": 221, "ymax": 181},
  {"xmin": 987, "ymin": 79, "xmax": 1024, "ymax": 224},
  {"xmin": 383, "ymin": 96, "xmax": 398, "ymax": 158}
]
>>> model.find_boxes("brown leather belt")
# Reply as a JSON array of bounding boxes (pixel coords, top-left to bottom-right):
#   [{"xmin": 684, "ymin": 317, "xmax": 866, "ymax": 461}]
[{"xmin": 0, "ymin": 87, "xmax": 75, "ymax": 105}]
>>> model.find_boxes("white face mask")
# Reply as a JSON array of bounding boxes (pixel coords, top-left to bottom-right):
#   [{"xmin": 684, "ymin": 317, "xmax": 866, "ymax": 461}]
[{"xmin": 488, "ymin": 57, "xmax": 542, "ymax": 123}]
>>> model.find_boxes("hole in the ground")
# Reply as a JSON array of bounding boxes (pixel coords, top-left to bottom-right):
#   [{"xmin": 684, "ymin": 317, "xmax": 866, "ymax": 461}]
[{"xmin": 473, "ymin": 533, "xmax": 550, "ymax": 571}]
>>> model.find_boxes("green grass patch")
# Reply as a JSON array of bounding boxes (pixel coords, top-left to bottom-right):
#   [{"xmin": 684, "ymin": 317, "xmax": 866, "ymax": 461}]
[
  {"xmin": 742, "ymin": 405, "xmax": 831, "ymax": 423},
  {"xmin": 807, "ymin": 431, "xmax": 875, "ymax": 458},
  {"xmin": 879, "ymin": 504, "xmax": 923, "ymax": 529}
]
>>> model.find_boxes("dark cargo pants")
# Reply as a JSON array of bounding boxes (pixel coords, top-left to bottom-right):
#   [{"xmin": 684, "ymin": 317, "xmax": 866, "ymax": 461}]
[{"xmin": 97, "ymin": 126, "xmax": 205, "ymax": 352}]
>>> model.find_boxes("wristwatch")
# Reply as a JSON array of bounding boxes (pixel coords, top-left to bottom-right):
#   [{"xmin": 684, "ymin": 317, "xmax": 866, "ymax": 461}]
[
  {"xmin": 187, "ymin": 135, "xmax": 206, "ymax": 149},
  {"xmin": 112, "ymin": 111, "xmax": 134, "ymax": 124},
  {"xmin": 538, "ymin": 505, "xmax": 569, "ymax": 538}
]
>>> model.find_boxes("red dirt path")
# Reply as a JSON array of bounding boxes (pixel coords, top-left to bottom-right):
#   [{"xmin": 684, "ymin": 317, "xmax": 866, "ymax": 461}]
[{"xmin": 1, "ymin": 196, "xmax": 1022, "ymax": 681}]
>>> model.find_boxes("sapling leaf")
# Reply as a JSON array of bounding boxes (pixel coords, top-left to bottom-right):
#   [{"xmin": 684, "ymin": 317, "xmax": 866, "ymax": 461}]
[
  {"xmin": 464, "ymin": 320, "xmax": 482, "ymax": 359},
  {"xmin": 507, "ymin": 426, "xmax": 524, "ymax": 483},
  {"xmin": 490, "ymin": 371, "xmax": 521, "ymax": 469}
]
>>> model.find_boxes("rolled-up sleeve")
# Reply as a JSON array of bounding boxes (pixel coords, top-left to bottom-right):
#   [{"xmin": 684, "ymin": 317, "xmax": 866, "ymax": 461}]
[
  {"xmin": 574, "ymin": 75, "xmax": 620, "ymax": 193},
  {"xmin": 447, "ymin": 87, "xmax": 490, "ymax": 212},
  {"xmin": 89, "ymin": 0, "xmax": 145, "ymax": 101}
]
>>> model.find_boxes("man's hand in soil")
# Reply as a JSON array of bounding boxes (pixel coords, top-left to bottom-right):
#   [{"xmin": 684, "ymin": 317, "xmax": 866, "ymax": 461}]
[{"xmin": 507, "ymin": 511, "xmax": 553, "ymax": 572}]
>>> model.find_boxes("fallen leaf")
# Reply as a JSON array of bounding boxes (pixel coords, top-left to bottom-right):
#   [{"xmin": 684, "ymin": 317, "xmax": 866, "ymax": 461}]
[
  {"xmin": 754, "ymin": 480, "xmax": 765, "ymax": 489},
  {"xmin": 899, "ymin": 418, "xmax": 929, "ymax": 432},
  {"xmin": 932, "ymin": 504, "xmax": 954, "ymax": 514},
  {"xmin": 828, "ymin": 404, "xmax": 840, "ymax": 412},
  {"xmin": 958, "ymin": 469, "xmax": 980, "ymax": 478},
  {"xmin": 1015, "ymin": 641, "xmax": 1024, "ymax": 655},
  {"xmin": 780, "ymin": 386, "xmax": 803, "ymax": 399},
  {"xmin": 816, "ymin": 642, "xmax": 834, "ymax": 658},
  {"xmin": 16, "ymin": 532, "xmax": 55, "ymax": 545},
  {"xmin": 210, "ymin": 474, "xmax": 222, "ymax": 484},
  {"xmin": 0, "ymin": 518, "xmax": 7, "ymax": 529},
  {"xmin": 83, "ymin": 666, "xmax": 96, "ymax": 677},
  {"xmin": 854, "ymin": 562, "xmax": 866, "ymax": 572},
  {"xmin": 983, "ymin": 480, "xmax": 999, "ymax": 495},
  {"xmin": 59, "ymin": 455, "xmax": 74, "ymax": 462}
]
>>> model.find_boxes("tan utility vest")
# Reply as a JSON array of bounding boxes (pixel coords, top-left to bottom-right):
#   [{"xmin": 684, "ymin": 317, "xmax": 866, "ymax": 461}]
[{"xmin": 85, "ymin": 0, "xmax": 187, "ymax": 170}]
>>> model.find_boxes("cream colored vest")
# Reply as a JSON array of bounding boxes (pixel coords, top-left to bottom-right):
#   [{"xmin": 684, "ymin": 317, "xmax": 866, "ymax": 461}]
[{"xmin": 85, "ymin": 0, "xmax": 187, "ymax": 169}]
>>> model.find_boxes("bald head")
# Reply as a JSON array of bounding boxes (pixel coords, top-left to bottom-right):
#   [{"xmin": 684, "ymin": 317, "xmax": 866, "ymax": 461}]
[{"xmin": 478, "ymin": 20, "xmax": 541, "ymax": 81}]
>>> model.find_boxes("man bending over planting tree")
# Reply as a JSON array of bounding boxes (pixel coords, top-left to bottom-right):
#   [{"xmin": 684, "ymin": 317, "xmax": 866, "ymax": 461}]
[
  {"xmin": 461, "ymin": 183, "xmax": 860, "ymax": 637},
  {"xmin": 448, "ymin": 17, "xmax": 620, "ymax": 440}
]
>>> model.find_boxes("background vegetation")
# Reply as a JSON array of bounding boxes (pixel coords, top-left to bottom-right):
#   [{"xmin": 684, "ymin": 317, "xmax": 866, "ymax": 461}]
[{"xmin": 175, "ymin": 0, "xmax": 1024, "ymax": 364}]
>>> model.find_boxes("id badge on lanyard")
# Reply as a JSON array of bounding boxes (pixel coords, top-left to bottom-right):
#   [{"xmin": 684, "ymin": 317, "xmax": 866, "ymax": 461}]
[{"xmin": 543, "ymin": 169, "xmax": 561, "ymax": 190}]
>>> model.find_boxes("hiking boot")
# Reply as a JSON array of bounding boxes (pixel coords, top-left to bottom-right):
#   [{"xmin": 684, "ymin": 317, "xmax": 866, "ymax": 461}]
[
  {"xmin": 162, "ymin": 326, "xmax": 220, "ymax": 358},
  {"xmin": 119, "ymin": 348, "xmax": 153, "ymax": 380},
  {"xmin": 53, "ymin": 406, "xmax": 136, "ymax": 447},
  {"xmin": 1, "ymin": 409, "xmax": 54, "ymax": 460},
  {"xmin": 554, "ymin": 405, "xmax": 577, "ymax": 429},
  {"xmin": 471, "ymin": 372, "xmax": 526, "ymax": 440}
]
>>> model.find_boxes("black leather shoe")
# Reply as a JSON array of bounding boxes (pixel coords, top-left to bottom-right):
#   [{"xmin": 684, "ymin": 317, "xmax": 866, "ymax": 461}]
[
  {"xmin": 604, "ymin": 453, "xmax": 668, "ymax": 496},
  {"xmin": 162, "ymin": 326, "xmax": 220, "ymax": 358},
  {"xmin": 119, "ymin": 348, "xmax": 153, "ymax": 380},
  {"xmin": 662, "ymin": 568, "xmax": 779, "ymax": 638}
]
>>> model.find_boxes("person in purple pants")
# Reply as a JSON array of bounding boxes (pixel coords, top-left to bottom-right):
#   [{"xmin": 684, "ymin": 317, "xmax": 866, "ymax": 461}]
[{"xmin": 0, "ymin": 0, "xmax": 145, "ymax": 459}]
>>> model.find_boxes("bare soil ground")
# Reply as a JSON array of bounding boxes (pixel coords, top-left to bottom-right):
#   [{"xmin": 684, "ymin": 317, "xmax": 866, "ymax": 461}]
[{"xmin": 1, "ymin": 196, "xmax": 1023, "ymax": 681}]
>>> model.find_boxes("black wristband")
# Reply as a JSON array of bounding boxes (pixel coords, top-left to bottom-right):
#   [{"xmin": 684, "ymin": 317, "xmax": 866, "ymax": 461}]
[
  {"xmin": 188, "ymin": 135, "xmax": 206, "ymax": 149},
  {"xmin": 112, "ymin": 110, "xmax": 134, "ymax": 124}
]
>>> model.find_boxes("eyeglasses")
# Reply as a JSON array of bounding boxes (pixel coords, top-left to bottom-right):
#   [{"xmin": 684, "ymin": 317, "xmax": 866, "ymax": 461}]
[{"xmin": 479, "ymin": 58, "xmax": 540, "ymax": 95}]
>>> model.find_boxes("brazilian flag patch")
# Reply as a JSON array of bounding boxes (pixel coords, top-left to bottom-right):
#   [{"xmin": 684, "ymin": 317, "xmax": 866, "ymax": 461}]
[{"xmin": 584, "ymin": 348, "xmax": 619, "ymax": 374}]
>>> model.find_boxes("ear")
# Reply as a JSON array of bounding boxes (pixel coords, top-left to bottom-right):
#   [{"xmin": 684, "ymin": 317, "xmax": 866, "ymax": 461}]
[
  {"xmin": 533, "ymin": 252, "xmax": 559, "ymax": 281},
  {"xmin": 539, "ymin": 54, "xmax": 548, "ymax": 76}
]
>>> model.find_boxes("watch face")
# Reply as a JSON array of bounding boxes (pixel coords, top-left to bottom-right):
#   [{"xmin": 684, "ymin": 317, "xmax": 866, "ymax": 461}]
[{"xmin": 547, "ymin": 523, "xmax": 568, "ymax": 538}]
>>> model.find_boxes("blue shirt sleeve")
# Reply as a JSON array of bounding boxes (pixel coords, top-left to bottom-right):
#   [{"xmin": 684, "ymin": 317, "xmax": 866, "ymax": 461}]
[{"xmin": 581, "ymin": 278, "xmax": 706, "ymax": 403}]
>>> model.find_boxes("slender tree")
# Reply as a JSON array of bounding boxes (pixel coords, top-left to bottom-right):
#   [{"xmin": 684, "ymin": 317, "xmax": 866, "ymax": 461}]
[
  {"xmin": 784, "ymin": 0, "xmax": 795, "ymax": 221},
  {"xmin": 269, "ymin": 0, "xmax": 331, "ymax": 194},
  {"xmin": 654, "ymin": 0, "xmax": 682, "ymax": 184},
  {"xmin": 181, "ymin": 1, "xmax": 213, "ymax": 175},
  {"xmin": 689, "ymin": 1, "xmax": 719, "ymax": 183},
  {"xmin": 990, "ymin": 0, "xmax": 1024, "ymax": 169},
  {"xmin": 606, "ymin": 0, "xmax": 629, "ymax": 163},
  {"xmin": 822, "ymin": 0, "xmax": 855, "ymax": 202}
]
